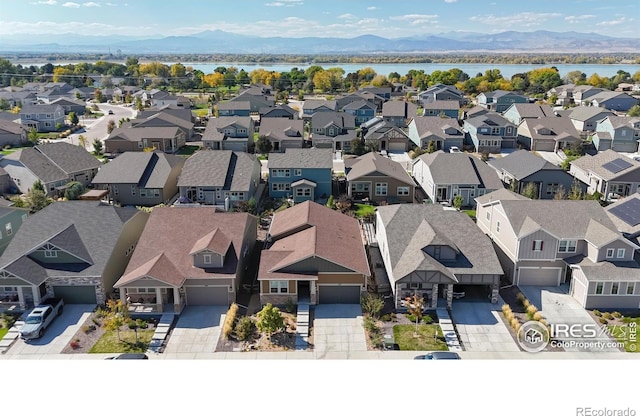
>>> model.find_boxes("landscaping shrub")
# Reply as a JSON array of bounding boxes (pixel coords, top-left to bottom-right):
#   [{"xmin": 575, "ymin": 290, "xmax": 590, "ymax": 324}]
[
  {"xmin": 510, "ymin": 318, "xmax": 521, "ymax": 332},
  {"xmin": 612, "ymin": 312, "xmax": 622, "ymax": 319},
  {"xmin": 1, "ymin": 313, "xmax": 17, "ymax": 328},
  {"xmin": 363, "ymin": 316, "xmax": 378, "ymax": 332},
  {"xmin": 405, "ymin": 313, "xmax": 417, "ymax": 323},
  {"xmin": 235, "ymin": 316, "xmax": 255, "ymax": 341},
  {"xmin": 526, "ymin": 304, "xmax": 538, "ymax": 319},
  {"xmin": 501, "ymin": 304, "xmax": 512, "ymax": 314},
  {"xmin": 599, "ymin": 317, "xmax": 608, "ymax": 325},
  {"xmin": 380, "ymin": 313, "xmax": 394, "ymax": 322},
  {"xmin": 602, "ymin": 312, "xmax": 612, "ymax": 320},
  {"xmin": 522, "ymin": 299, "xmax": 531, "ymax": 309},
  {"xmin": 284, "ymin": 297, "xmax": 295, "ymax": 314},
  {"xmin": 361, "ymin": 293, "xmax": 384, "ymax": 319},
  {"xmin": 422, "ymin": 315, "xmax": 433, "ymax": 324},
  {"xmin": 136, "ymin": 318, "xmax": 148, "ymax": 329},
  {"xmin": 222, "ymin": 303, "xmax": 239, "ymax": 340},
  {"xmin": 593, "ymin": 310, "xmax": 602, "ymax": 317},
  {"xmin": 369, "ymin": 332, "xmax": 383, "ymax": 349},
  {"xmin": 516, "ymin": 292, "xmax": 526, "ymax": 305},
  {"xmin": 532, "ymin": 312, "xmax": 543, "ymax": 321},
  {"xmin": 82, "ymin": 325, "xmax": 92, "ymax": 334}
]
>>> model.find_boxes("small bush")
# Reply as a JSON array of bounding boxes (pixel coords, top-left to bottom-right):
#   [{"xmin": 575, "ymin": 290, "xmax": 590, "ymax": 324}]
[
  {"xmin": 510, "ymin": 317, "xmax": 521, "ymax": 332},
  {"xmin": 380, "ymin": 313, "xmax": 394, "ymax": 322},
  {"xmin": 516, "ymin": 292, "xmax": 526, "ymax": 305},
  {"xmin": 222, "ymin": 303, "xmax": 239, "ymax": 340},
  {"xmin": 235, "ymin": 316, "xmax": 255, "ymax": 341},
  {"xmin": 70, "ymin": 340, "xmax": 80, "ymax": 349},
  {"xmin": 602, "ymin": 312, "xmax": 612, "ymax": 320},
  {"xmin": 522, "ymin": 299, "xmax": 531, "ymax": 309},
  {"xmin": 81, "ymin": 325, "xmax": 92, "ymax": 334},
  {"xmin": 422, "ymin": 315, "xmax": 433, "ymax": 324},
  {"xmin": 501, "ymin": 304, "xmax": 512, "ymax": 314},
  {"xmin": 363, "ymin": 316, "xmax": 378, "ymax": 332},
  {"xmin": 1, "ymin": 313, "xmax": 17, "ymax": 328},
  {"xmin": 504, "ymin": 310, "xmax": 514, "ymax": 322},
  {"xmin": 405, "ymin": 313, "xmax": 417, "ymax": 323},
  {"xmin": 612, "ymin": 312, "xmax": 622, "ymax": 319},
  {"xmin": 136, "ymin": 318, "xmax": 148, "ymax": 329},
  {"xmin": 369, "ymin": 332, "xmax": 383, "ymax": 349},
  {"xmin": 599, "ymin": 317, "xmax": 608, "ymax": 324},
  {"xmin": 593, "ymin": 310, "xmax": 601, "ymax": 317},
  {"xmin": 361, "ymin": 293, "xmax": 384, "ymax": 319},
  {"xmin": 526, "ymin": 304, "xmax": 538, "ymax": 319},
  {"xmin": 128, "ymin": 321, "xmax": 138, "ymax": 330},
  {"xmin": 284, "ymin": 297, "xmax": 295, "ymax": 314},
  {"xmin": 532, "ymin": 312, "xmax": 543, "ymax": 321}
]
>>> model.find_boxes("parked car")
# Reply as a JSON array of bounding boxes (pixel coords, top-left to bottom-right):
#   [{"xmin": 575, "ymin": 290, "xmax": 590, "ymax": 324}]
[
  {"xmin": 449, "ymin": 146, "xmax": 461, "ymax": 153},
  {"xmin": 19, "ymin": 298, "xmax": 64, "ymax": 340},
  {"xmin": 105, "ymin": 353, "xmax": 149, "ymax": 360},
  {"xmin": 414, "ymin": 351, "xmax": 461, "ymax": 360},
  {"xmin": 108, "ymin": 110, "xmax": 114, "ymax": 115}
]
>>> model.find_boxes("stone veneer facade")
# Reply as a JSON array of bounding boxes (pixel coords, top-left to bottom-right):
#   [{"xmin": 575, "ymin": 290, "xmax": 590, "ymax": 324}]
[{"xmin": 45, "ymin": 276, "xmax": 104, "ymax": 304}]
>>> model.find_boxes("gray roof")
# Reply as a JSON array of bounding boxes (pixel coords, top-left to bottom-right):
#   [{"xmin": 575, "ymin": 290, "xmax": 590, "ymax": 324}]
[
  {"xmin": 177, "ymin": 150, "xmax": 258, "ymax": 191},
  {"xmin": 20, "ymin": 102, "xmax": 63, "ymax": 115},
  {"xmin": 107, "ymin": 126, "xmax": 181, "ymax": 142},
  {"xmin": 346, "ymin": 152, "xmax": 414, "ymax": 185},
  {"xmin": 259, "ymin": 118, "xmax": 304, "ymax": 142},
  {"xmin": 0, "ymin": 201, "xmax": 143, "ymax": 285},
  {"xmin": 565, "ymin": 106, "xmax": 614, "ymax": 122},
  {"xmin": 303, "ymin": 100, "xmax": 337, "ymax": 111},
  {"xmin": 488, "ymin": 149, "xmax": 561, "ymax": 180},
  {"xmin": 342, "ymin": 100, "xmax": 376, "ymax": 111},
  {"xmin": 268, "ymin": 148, "xmax": 333, "ymax": 169},
  {"xmin": 377, "ymin": 204, "xmax": 504, "ymax": 283},
  {"xmin": 422, "ymin": 101, "xmax": 460, "ymax": 110},
  {"xmin": 137, "ymin": 108, "xmax": 193, "ymax": 123},
  {"xmin": 410, "ymin": 117, "xmax": 464, "ymax": 140},
  {"xmin": 571, "ymin": 149, "xmax": 640, "ymax": 181},
  {"xmin": 217, "ymin": 101, "xmax": 251, "ymax": 111},
  {"xmin": 564, "ymin": 255, "xmax": 640, "ymax": 282},
  {"xmin": 203, "ymin": 117, "xmax": 252, "ymax": 142},
  {"xmin": 415, "ymin": 151, "xmax": 503, "ymax": 189},
  {"xmin": 503, "ymin": 103, "xmax": 554, "ymax": 118},
  {"xmin": 363, "ymin": 120, "xmax": 409, "ymax": 142},
  {"xmin": 311, "ymin": 111, "xmax": 356, "ymax": 129},
  {"xmin": 34, "ymin": 142, "xmax": 102, "ymax": 174},
  {"xmin": 605, "ymin": 194, "xmax": 640, "ymax": 237},
  {"xmin": 520, "ymin": 116, "xmax": 581, "ymax": 142},
  {"xmin": 382, "ymin": 101, "xmax": 418, "ymax": 118},
  {"xmin": 0, "ymin": 119, "xmax": 23, "ymax": 135},
  {"xmin": 465, "ymin": 112, "xmax": 516, "ymax": 129},
  {"xmin": 606, "ymin": 116, "xmax": 640, "ymax": 129},
  {"xmin": 475, "ymin": 188, "xmax": 529, "ymax": 205},
  {"xmin": 132, "ymin": 111, "xmax": 194, "ymax": 131},
  {"xmin": 259, "ymin": 104, "xmax": 297, "ymax": 116},
  {"xmin": 92, "ymin": 152, "xmax": 184, "ymax": 188}
]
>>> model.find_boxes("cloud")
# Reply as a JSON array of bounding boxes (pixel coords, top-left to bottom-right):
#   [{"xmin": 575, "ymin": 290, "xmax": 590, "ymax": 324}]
[
  {"xmin": 469, "ymin": 12, "xmax": 561, "ymax": 27},
  {"xmin": 0, "ymin": 20, "xmax": 155, "ymax": 36},
  {"xmin": 62, "ymin": 2, "xmax": 80, "ymax": 7},
  {"xmin": 367, "ymin": 6, "xmax": 377, "ymax": 10},
  {"xmin": 338, "ymin": 13, "xmax": 356, "ymax": 20},
  {"xmin": 83, "ymin": 2, "xmax": 100, "ymax": 6},
  {"xmin": 35, "ymin": 0, "xmax": 57, "ymax": 4},
  {"xmin": 444, "ymin": 0, "xmax": 457, "ymax": 3},
  {"xmin": 390, "ymin": 14, "xmax": 439, "ymax": 25},
  {"xmin": 596, "ymin": 17, "xmax": 633, "ymax": 26},
  {"xmin": 265, "ymin": 0, "xmax": 302, "ymax": 6},
  {"xmin": 564, "ymin": 14, "xmax": 595, "ymax": 24}
]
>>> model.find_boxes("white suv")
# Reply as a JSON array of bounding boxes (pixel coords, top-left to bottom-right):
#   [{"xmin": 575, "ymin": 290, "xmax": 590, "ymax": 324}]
[{"xmin": 449, "ymin": 146, "xmax": 461, "ymax": 153}]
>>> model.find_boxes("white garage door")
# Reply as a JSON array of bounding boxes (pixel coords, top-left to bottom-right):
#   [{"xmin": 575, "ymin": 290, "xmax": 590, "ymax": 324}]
[
  {"xmin": 518, "ymin": 268, "xmax": 561, "ymax": 286},
  {"xmin": 388, "ymin": 141, "xmax": 406, "ymax": 152},
  {"xmin": 185, "ymin": 286, "xmax": 229, "ymax": 306}
]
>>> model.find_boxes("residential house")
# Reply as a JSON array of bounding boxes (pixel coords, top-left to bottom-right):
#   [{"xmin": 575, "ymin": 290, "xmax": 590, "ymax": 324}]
[
  {"xmin": 228, "ymin": 92, "xmax": 274, "ymax": 113},
  {"xmin": 588, "ymin": 91, "xmax": 638, "ymax": 112},
  {"xmin": 137, "ymin": 107, "xmax": 194, "ymax": 126},
  {"xmin": 128, "ymin": 111, "xmax": 194, "ymax": 141},
  {"xmin": 105, "ymin": 127, "xmax": 186, "ymax": 154},
  {"xmin": 475, "ymin": 189, "xmax": 640, "ymax": 309},
  {"xmin": 258, "ymin": 201, "xmax": 370, "ymax": 305},
  {"xmin": 0, "ymin": 167, "xmax": 13, "ymax": 194},
  {"xmin": 268, "ymin": 148, "xmax": 332, "ymax": 203},
  {"xmin": 113, "ymin": 86, "xmax": 141, "ymax": 101},
  {"xmin": 0, "ymin": 207, "xmax": 29, "ymax": 257},
  {"xmin": 488, "ymin": 149, "xmax": 582, "ymax": 199},
  {"xmin": 361, "ymin": 118, "xmax": 411, "ymax": 152},
  {"xmin": 91, "ymin": 152, "xmax": 185, "ymax": 207},
  {"xmin": 477, "ymin": 90, "xmax": 528, "ymax": 113},
  {"xmin": 463, "ymin": 106, "xmax": 490, "ymax": 119},
  {"xmin": 0, "ymin": 120, "xmax": 26, "ymax": 148},
  {"xmin": 113, "ymin": 207, "xmax": 257, "ymax": 311},
  {"xmin": 259, "ymin": 104, "xmax": 299, "ymax": 122},
  {"xmin": 345, "ymin": 152, "xmax": 414, "ymax": 203},
  {"xmin": 605, "ymin": 194, "xmax": 640, "ymax": 241},
  {"xmin": 463, "ymin": 113, "xmax": 518, "ymax": 153},
  {"xmin": 382, "ymin": 100, "xmax": 418, "ymax": 128},
  {"xmin": 502, "ymin": 103, "xmax": 555, "ymax": 126},
  {"xmin": 591, "ymin": 116, "xmax": 640, "ymax": 152},
  {"xmin": 342, "ymin": 100, "xmax": 376, "ymax": 126},
  {"xmin": 547, "ymin": 84, "xmax": 605, "ymax": 107},
  {"xmin": 258, "ymin": 118, "xmax": 304, "ymax": 152},
  {"xmin": 336, "ymin": 91, "xmax": 382, "ymax": 113},
  {"xmin": 310, "ymin": 111, "xmax": 357, "ymax": 152},
  {"xmin": 35, "ymin": 87, "xmax": 68, "ymax": 104},
  {"xmin": 561, "ymin": 106, "xmax": 615, "ymax": 133},
  {"xmin": 376, "ymin": 204, "xmax": 504, "ymax": 310},
  {"xmin": 0, "ymin": 142, "xmax": 101, "ymax": 196},
  {"xmin": 422, "ymin": 101, "xmax": 460, "ymax": 119},
  {"xmin": 217, "ymin": 100, "xmax": 251, "ymax": 117},
  {"xmin": 360, "ymin": 86, "xmax": 391, "ymax": 100},
  {"xmin": 407, "ymin": 116, "xmax": 465, "ymax": 152},
  {"xmin": 0, "ymin": 89, "xmax": 36, "ymax": 109},
  {"xmin": 302, "ymin": 99, "xmax": 337, "ymax": 119},
  {"xmin": 19, "ymin": 103, "xmax": 65, "ymax": 133},
  {"xmin": 417, "ymin": 84, "xmax": 465, "ymax": 106},
  {"xmin": 517, "ymin": 116, "xmax": 581, "ymax": 152},
  {"xmin": 413, "ymin": 151, "xmax": 503, "ymax": 206},
  {"xmin": 202, "ymin": 117, "xmax": 254, "ymax": 152},
  {"xmin": 569, "ymin": 149, "xmax": 640, "ymax": 201},
  {"xmin": 49, "ymin": 97, "xmax": 86, "ymax": 115},
  {"xmin": 0, "ymin": 201, "xmax": 148, "ymax": 309}
]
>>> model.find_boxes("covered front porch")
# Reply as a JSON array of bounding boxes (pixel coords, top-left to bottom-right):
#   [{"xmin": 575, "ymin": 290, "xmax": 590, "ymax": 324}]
[
  {"xmin": 258, "ymin": 276, "xmax": 318, "ymax": 306},
  {"xmin": 0, "ymin": 275, "xmax": 48, "ymax": 312},
  {"xmin": 117, "ymin": 286, "xmax": 186, "ymax": 314},
  {"xmin": 394, "ymin": 270, "xmax": 457, "ymax": 310}
]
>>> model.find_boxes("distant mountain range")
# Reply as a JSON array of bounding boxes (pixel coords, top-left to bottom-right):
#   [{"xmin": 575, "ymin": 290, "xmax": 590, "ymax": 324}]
[{"xmin": 1, "ymin": 30, "xmax": 638, "ymax": 54}]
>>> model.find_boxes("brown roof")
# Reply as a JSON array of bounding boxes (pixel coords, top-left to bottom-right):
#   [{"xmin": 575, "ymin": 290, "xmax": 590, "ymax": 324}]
[
  {"xmin": 260, "ymin": 201, "xmax": 370, "ymax": 280},
  {"xmin": 115, "ymin": 207, "xmax": 255, "ymax": 287}
]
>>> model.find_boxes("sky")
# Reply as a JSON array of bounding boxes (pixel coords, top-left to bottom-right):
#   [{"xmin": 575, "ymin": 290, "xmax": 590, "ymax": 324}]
[{"xmin": 0, "ymin": 0, "xmax": 638, "ymax": 38}]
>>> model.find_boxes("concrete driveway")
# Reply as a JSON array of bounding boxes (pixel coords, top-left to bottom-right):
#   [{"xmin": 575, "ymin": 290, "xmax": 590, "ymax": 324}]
[
  {"xmin": 312, "ymin": 304, "xmax": 367, "ymax": 357},
  {"xmin": 519, "ymin": 286, "xmax": 620, "ymax": 352},
  {"xmin": 451, "ymin": 301, "xmax": 520, "ymax": 352},
  {"xmin": 5, "ymin": 304, "xmax": 95, "ymax": 356},
  {"xmin": 67, "ymin": 103, "xmax": 136, "ymax": 151},
  {"xmin": 163, "ymin": 306, "xmax": 226, "ymax": 356}
]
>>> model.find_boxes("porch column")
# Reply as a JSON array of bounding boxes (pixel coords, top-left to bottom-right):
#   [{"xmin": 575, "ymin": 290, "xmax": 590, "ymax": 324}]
[
  {"xmin": 18, "ymin": 287, "xmax": 26, "ymax": 310},
  {"xmin": 173, "ymin": 287, "xmax": 181, "ymax": 313},
  {"xmin": 446, "ymin": 284, "xmax": 453, "ymax": 309},
  {"xmin": 31, "ymin": 286, "xmax": 41, "ymax": 305},
  {"xmin": 490, "ymin": 281, "xmax": 499, "ymax": 304},
  {"xmin": 119, "ymin": 287, "xmax": 127, "ymax": 304},
  {"xmin": 310, "ymin": 281, "xmax": 317, "ymax": 305},
  {"xmin": 430, "ymin": 284, "xmax": 439, "ymax": 309},
  {"xmin": 155, "ymin": 288, "xmax": 163, "ymax": 313}
]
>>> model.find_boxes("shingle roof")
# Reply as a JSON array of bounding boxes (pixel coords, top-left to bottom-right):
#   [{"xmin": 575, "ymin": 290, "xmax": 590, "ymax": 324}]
[
  {"xmin": 107, "ymin": 126, "xmax": 181, "ymax": 142},
  {"xmin": 422, "ymin": 101, "xmax": 460, "ymax": 110},
  {"xmin": 376, "ymin": 204, "xmax": 504, "ymax": 283},
  {"xmin": 571, "ymin": 149, "xmax": 640, "ymax": 181},
  {"xmin": 116, "ymin": 208, "xmax": 254, "ymax": 286},
  {"xmin": 565, "ymin": 106, "xmax": 614, "ymax": 122},
  {"xmin": 520, "ymin": 117, "xmax": 580, "ymax": 142},
  {"xmin": 488, "ymin": 149, "xmax": 561, "ymax": 180},
  {"xmin": 0, "ymin": 201, "xmax": 144, "ymax": 285},
  {"xmin": 203, "ymin": 117, "xmax": 252, "ymax": 142},
  {"xmin": 605, "ymin": 193, "xmax": 640, "ymax": 237},
  {"xmin": 382, "ymin": 101, "xmax": 417, "ymax": 118},
  {"xmin": 0, "ymin": 119, "xmax": 23, "ymax": 135},
  {"xmin": 303, "ymin": 99, "xmax": 337, "ymax": 111},
  {"xmin": 5, "ymin": 148, "xmax": 67, "ymax": 184},
  {"xmin": 346, "ymin": 152, "xmax": 414, "ymax": 185},
  {"xmin": 268, "ymin": 148, "xmax": 333, "ymax": 169},
  {"xmin": 475, "ymin": 188, "xmax": 529, "ymax": 205},
  {"xmin": 177, "ymin": 149, "xmax": 257, "ymax": 191},
  {"xmin": 504, "ymin": 103, "xmax": 554, "ymax": 118},
  {"xmin": 259, "ymin": 118, "xmax": 304, "ymax": 142},
  {"xmin": 465, "ymin": 112, "xmax": 516, "ymax": 129},
  {"xmin": 311, "ymin": 111, "xmax": 356, "ymax": 129},
  {"xmin": 416, "ymin": 151, "xmax": 502, "ymax": 189},
  {"xmin": 342, "ymin": 99, "xmax": 376, "ymax": 111},
  {"xmin": 92, "ymin": 152, "xmax": 184, "ymax": 188},
  {"xmin": 410, "ymin": 117, "xmax": 464, "ymax": 140},
  {"xmin": 217, "ymin": 101, "xmax": 251, "ymax": 111},
  {"xmin": 34, "ymin": 142, "xmax": 102, "ymax": 174}
]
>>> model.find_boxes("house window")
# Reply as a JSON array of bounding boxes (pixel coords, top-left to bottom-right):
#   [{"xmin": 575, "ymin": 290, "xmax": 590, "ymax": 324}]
[
  {"xmin": 5, "ymin": 223, "xmax": 11, "ymax": 236},
  {"xmin": 113, "ymin": 185, "xmax": 119, "ymax": 196},
  {"xmin": 272, "ymin": 183, "xmax": 291, "ymax": 192},
  {"xmin": 44, "ymin": 122, "xmax": 51, "ymax": 127},
  {"xmin": 486, "ymin": 212, "xmax": 490, "ymax": 221},
  {"xmin": 611, "ymin": 283, "xmax": 619, "ymax": 295},
  {"xmin": 140, "ymin": 189, "xmax": 147, "ymax": 198},
  {"xmin": 230, "ymin": 192, "xmax": 244, "ymax": 201},
  {"xmin": 294, "ymin": 169, "xmax": 302, "ymax": 176},
  {"xmin": 595, "ymin": 282, "xmax": 603, "ymax": 294},
  {"xmin": 627, "ymin": 284, "xmax": 635, "ymax": 295},
  {"xmin": 532, "ymin": 240, "xmax": 543, "ymax": 251},
  {"xmin": 491, "ymin": 127, "xmax": 500, "ymax": 135},
  {"xmin": 546, "ymin": 183, "xmax": 560, "ymax": 196},
  {"xmin": 496, "ymin": 221, "xmax": 501, "ymax": 232},
  {"xmin": 203, "ymin": 254, "xmax": 212, "ymax": 264},
  {"xmin": 272, "ymin": 169, "xmax": 290, "ymax": 178},
  {"xmin": 617, "ymin": 248, "xmax": 625, "ymax": 259},
  {"xmin": 131, "ymin": 185, "xmax": 136, "ymax": 196},
  {"xmin": 397, "ymin": 186, "xmax": 410, "ymax": 196},
  {"xmin": 558, "ymin": 240, "xmax": 577, "ymax": 253},
  {"xmin": 606, "ymin": 248, "xmax": 614, "ymax": 258},
  {"xmin": 44, "ymin": 250, "xmax": 57, "ymax": 258},
  {"xmin": 375, "ymin": 183, "xmax": 387, "ymax": 196},
  {"xmin": 295, "ymin": 188, "xmax": 311, "ymax": 197},
  {"xmin": 138, "ymin": 141, "xmax": 144, "ymax": 148},
  {"xmin": 351, "ymin": 183, "xmax": 370, "ymax": 192},
  {"xmin": 269, "ymin": 280, "xmax": 288, "ymax": 294}
]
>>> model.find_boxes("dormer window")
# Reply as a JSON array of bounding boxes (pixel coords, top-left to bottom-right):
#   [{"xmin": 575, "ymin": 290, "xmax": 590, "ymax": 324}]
[{"xmin": 203, "ymin": 253, "xmax": 212, "ymax": 264}]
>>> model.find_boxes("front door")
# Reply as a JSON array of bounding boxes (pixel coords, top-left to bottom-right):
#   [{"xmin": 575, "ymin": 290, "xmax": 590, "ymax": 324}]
[
  {"xmin": 380, "ymin": 140, "xmax": 386, "ymax": 150},
  {"xmin": 436, "ymin": 187, "xmax": 447, "ymax": 202}
]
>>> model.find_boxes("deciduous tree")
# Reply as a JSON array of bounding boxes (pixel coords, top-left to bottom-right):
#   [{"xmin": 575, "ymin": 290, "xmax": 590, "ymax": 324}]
[{"xmin": 256, "ymin": 303, "xmax": 284, "ymax": 341}]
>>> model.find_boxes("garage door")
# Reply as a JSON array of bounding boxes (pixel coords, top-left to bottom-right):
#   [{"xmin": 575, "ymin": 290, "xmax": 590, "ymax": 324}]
[
  {"xmin": 388, "ymin": 141, "xmax": 406, "ymax": 152},
  {"xmin": 185, "ymin": 286, "xmax": 229, "ymax": 306},
  {"xmin": 518, "ymin": 268, "xmax": 561, "ymax": 286},
  {"xmin": 52, "ymin": 285, "xmax": 97, "ymax": 304},
  {"xmin": 318, "ymin": 285, "xmax": 361, "ymax": 304}
]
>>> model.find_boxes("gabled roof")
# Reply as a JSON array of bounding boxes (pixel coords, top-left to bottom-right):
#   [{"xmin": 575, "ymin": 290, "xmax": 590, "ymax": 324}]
[
  {"xmin": 189, "ymin": 228, "xmax": 232, "ymax": 257},
  {"xmin": 92, "ymin": 152, "xmax": 184, "ymax": 188},
  {"xmin": 115, "ymin": 208, "xmax": 254, "ymax": 286},
  {"xmin": 259, "ymin": 118, "xmax": 304, "ymax": 142},
  {"xmin": 346, "ymin": 152, "xmax": 414, "ymax": 185},
  {"xmin": 259, "ymin": 104, "xmax": 297, "ymax": 116},
  {"xmin": 410, "ymin": 116, "xmax": 463, "ymax": 140},
  {"xmin": 565, "ymin": 106, "xmax": 614, "ymax": 122},
  {"xmin": 0, "ymin": 201, "xmax": 144, "ymax": 285},
  {"xmin": 571, "ymin": 149, "xmax": 640, "ymax": 181},
  {"xmin": 475, "ymin": 188, "xmax": 529, "ymax": 206},
  {"xmin": 488, "ymin": 149, "xmax": 562, "ymax": 180},
  {"xmin": 342, "ymin": 99, "xmax": 376, "ymax": 111},
  {"xmin": 377, "ymin": 204, "xmax": 503, "ymax": 283},
  {"xmin": 268, "ymin": 148, "xmax": 333, "ymax": 169},
  {"xmin": 260, "ymin": 201, "xmax": 370, "ymax": 279},
  {"xmin": 217, "ymin": 100, "xmax": 251, "ymax": 111},
  {"xmin": 382, "ymin": 100, "xmax": 418, "ymax": 118},
  {"xmin": 203, "ymin": 116, "xmax": 252, "ymax": 141},
  {"xmin": 503, "ymin": 103, "xmax": 554, "ymax": 118},
  {"xmin": 520, "ymin": 117, "xmax": 580, "ymax": 142},
  {"xmin": 415, "ymin": 151, "xmax": 503, "ymax": 189},
  {"xmin": 20, "ymin": 102, "xmax": 63, "ymax": 114},
  {"xmin": 132, "ymin": 111, "xmax": 194, "ymax": 131},
  {"xmin": 605, "ymin": 193, "xmax": 640, "ymax": 237},
  {"xmin": 422, "ymin": 101, "xmax": 460, "ymax": 110},
  {"xmin": 311, "ymin": 111, "xmax": 356, "ymax": 129},
  {"xmin": 107, "ymin": 126, "xmax": 181, "ymax": 142},
  {"xmin": 0, "ymin": 119, "xmax": 23, "ymax": 135},
  {"xmin": 303, "ymin": 99, "xmax": 337, "ymax": 111},
  {"xmin": 465, "ymin": 112, "xmax": 516, "ymax": 129},
  {"xmin": 33, "ymin": 142, "xmax": 102, "ymax": 174},
  {"xmin": 137, "ymin": 108, "xmax": 193, "ymax": 123},
  {"xmin": 177, "ymin": 149, "xmax": 257, "ymax": 191}
]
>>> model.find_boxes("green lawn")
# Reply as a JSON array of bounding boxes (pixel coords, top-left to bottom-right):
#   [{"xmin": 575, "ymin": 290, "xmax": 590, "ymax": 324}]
[
  {"xmin": 463, "ymin": 209, "xmax": 476, "ymax": 219},
  {"xmin": 608, "ymin": 317, "xmax": 640, "ymax": 353},
  {"xmin": 354, "ymin": 203, "xmax": 375, "ymax": 218},
  {"xmin": 89, "ymin": 329, "xmax": 154, "ymax": 354},
  {"xmin": 1, "ymin": 146, "xmax": 31, "ymax": 155},
  {"xmin": 191, "ymin": 108, "xmax": 209, "ymax": 117},
  {"xmin": 0, "ymin": 328, "xmax": 8, "ymax": 339},
  {"xmin": 393, "ymin": 324, "xmax": 448, "ymax": 351},
  {"xmin": 176, "ymin": 145, "xmax": 200, "ymax": 156}
]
